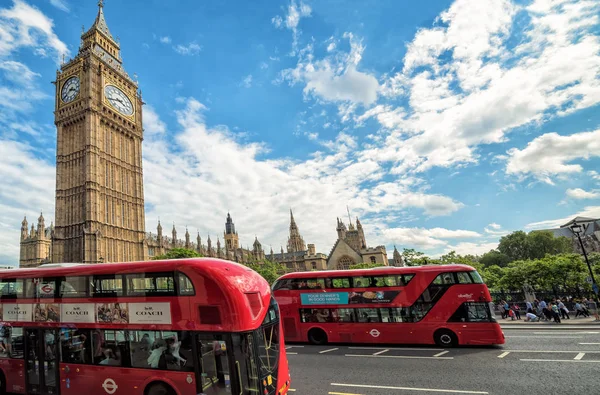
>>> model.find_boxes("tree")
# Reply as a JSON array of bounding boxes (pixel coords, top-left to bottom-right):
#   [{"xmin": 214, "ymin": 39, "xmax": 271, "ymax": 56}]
[
  {"xmin": 480, "ymin": 250, "xmax": 511, "ymax": 268},
  {"xmin": 498, "ymin": 231, "xmax": 529, "ymax": 261},
  {"xmin": 245, "ymin": 259, "xmax": 286, "ymax": 285},
  {"xmin": 349, "ymin": 263, "xmax": 385, "ymax": 269},
  {"xmin": 527, "ymin": 231, "xmax": 573, "ymax": 259},
  {"xmin": 480, "ymin": 265, "xmax": 504, "ymax": 290},
  {"xmin": 402, "ymin": 248, "xmax": 429, "ymax": 266},
  {"xmin": 152, "ymin": 248, "xmax": 202, "ymax": 260}
]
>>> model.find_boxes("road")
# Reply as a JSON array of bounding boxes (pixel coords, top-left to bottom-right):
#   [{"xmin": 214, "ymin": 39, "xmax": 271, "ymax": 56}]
[{"xmin": 285, "ymin": 326, "xmax": 600, "ymax": 395}]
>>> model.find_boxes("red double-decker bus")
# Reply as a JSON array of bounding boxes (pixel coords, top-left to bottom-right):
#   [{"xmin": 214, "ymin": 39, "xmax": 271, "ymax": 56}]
[
  {"xmin": 0, "ymin": 258, "xmax": 290, "ymax": 395},
  {"xmin": 272, "ymin": 264, "xmax": 504, "ymax": 347}
]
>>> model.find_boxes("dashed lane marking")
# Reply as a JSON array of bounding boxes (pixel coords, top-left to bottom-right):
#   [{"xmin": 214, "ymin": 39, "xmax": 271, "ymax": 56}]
[
  {"xmin": 505, "ymin": 336, "xmax": 583, "ymax": 338},
  {"xmin": 345, "ymin": 354, "xmax": 453, "ymax": 360},
  {"xmin": 497, "ymin": 352, "xmax": 510, "ymax": 358},
  {"xmin": 331, "ymin": 383, "xmax": 488, "ymax": 394},
  {"xmin": 319, "ymin": 348, "xmax": 339, "ymax": 354},
  {"xmin": 501, "ymin": 350, "xmax": 600, "ymax": 353},
  {"xmin": 579, "ymin": 343, "xmax": 600, "ymax": 345},
  {"xmin": 347, "ymin": 346, "xmax": 444, "ymax": 351},
  {"xmin": 373, "ymin": 349, "xmax": 389, "ymax": 355},
  {"xmin": 532, "ymin": 331, "xmax": 599, "ymax": 334},
  {"xmin": 286, "ymin": 346, "xmax": 304, "ymax": 349},
  {"xmin": 433, "ymin": 351, "xmax": 449, "ymax": 357},
  {"xmin": 328, "ymin": 392, "xmax": 364, "ymax": 395},
  {"xmin": 520, "ymin": 359, "xmax": 600, "ymax": 363},
  {"xmin": 287, "ymin": 352, "xmax": 298, "ymax": 355},
  {"xmin": 574, "ymin": 353, "xmax": 585, "ymax": 360}
]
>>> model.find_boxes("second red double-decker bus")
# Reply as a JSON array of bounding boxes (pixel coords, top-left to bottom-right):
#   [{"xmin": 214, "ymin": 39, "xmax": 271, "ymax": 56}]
[
  {"xmin": 0, "ymin": 258, "xmax": 290, "ymax": 395},
  {"xmin": 272, "ymin": 264, "xmax": 504, "ymax": 347}
]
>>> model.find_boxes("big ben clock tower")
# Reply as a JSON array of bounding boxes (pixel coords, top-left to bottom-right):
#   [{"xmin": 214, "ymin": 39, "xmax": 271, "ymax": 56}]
[{"xmin": 52, "ymin": 1, "xmax": 146, "ymax": 263}]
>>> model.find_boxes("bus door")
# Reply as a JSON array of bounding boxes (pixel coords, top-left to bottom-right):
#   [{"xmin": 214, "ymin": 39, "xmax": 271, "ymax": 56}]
[{"xmin": 24, "ymin": 328, "xmax": 60, "ymax": 395}]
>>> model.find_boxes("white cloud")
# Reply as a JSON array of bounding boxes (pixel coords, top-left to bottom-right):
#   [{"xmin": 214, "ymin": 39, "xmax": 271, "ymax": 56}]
[
  {"xmin": 49, "ymin": 0, "xmax": 69, "ymax": 12},
  {"xmin": 525, "ymin": 206, "xmax": 600, "ymax": 230},
  {"xmin": 0, "ymin": 0, "xmax": 69, "ymax": 62},
  {"xmin": 443, "ymin": 242, "xmax": 499, "ymax": 256},
  {"xmin": 143, "ymin": 106, "xmax": 166, "ymax": 136},
  {"xmin": 0, "ymin": 60, "xmax": 48, "ymax": 115},
  {"xmin": 326, "ymin": 42, "xmax": 336, "ymax": 52},
  {"xmin": 506, "ymin": 129, "xmax": 600, "ymax": 183},
  {"xmin": 260, "ymin": 62, "xmax": 268, "ymax": 70},
  {"xmin": 0, "ymin": 139, "xmax": 56, "ymax": 264},
  {"xmin": 173, "ymin": 41, "xmax": 201, "ymax": 55},
  {"xmin": 381, "ymin": 226, "xmax": 480, "ymax": 250},
  {"xmin": 139, "ymin": 98, "xmax": 465, "ymax": 260},
  {"xmin": 589, "ymin": 171, "xmax": 600, "ymax": 182},
  {"xmin": 272, "ymin": 0, "xmax": 312, "ymax": 54},
  {"xmin": 566, "ymin": 188, "xmax": 600, "ymax": 200},
  {"xmin": 280, "ymin": 33, "xmax": 380, "ymax": 105},
  {"xmin": 358, "ymin": 0, "xmax": 600, "ymax": 174},
  {"xmin": 484, "ymin": 222, "xmax": 508, "ymax": 236},
  {"xmin": 159, "ymin": 36, "xmax": 171, "ymax": 44},
  {"xmin": 241, "ymin": 74, "xmax": 253, "ymax": 88}
]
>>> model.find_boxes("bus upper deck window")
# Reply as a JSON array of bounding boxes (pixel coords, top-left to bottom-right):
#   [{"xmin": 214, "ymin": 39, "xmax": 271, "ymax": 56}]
[{"xmin": 177, "ymin": 272, "xmax": 195, "ymax": 295}]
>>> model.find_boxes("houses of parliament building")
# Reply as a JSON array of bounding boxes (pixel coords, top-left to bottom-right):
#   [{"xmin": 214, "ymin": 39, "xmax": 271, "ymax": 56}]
[{"xmin": 18, "ymin": 3, "xmax": 401, "ymax": 270}]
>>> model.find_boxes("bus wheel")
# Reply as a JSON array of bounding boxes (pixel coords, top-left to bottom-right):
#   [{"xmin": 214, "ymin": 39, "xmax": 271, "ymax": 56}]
[
  {"xmin": 308, "ymin": 328, "xmax": 328, "ymax": 345},
  {"xmin": 434, "ymin": 329, "xmax": 458, "ymax": 347},
  {"xmin": 145, "ymin": 382, "xmax": 176, "ymax": 395}
]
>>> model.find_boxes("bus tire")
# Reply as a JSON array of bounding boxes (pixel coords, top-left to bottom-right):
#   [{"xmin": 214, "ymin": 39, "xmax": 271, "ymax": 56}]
[
  {"xmin": 308, "ymin": 328, "xmax": 328, "ymax": 345},
  {"xmin": 145, "ymin": 382, "xmax": 176, "ymax": 395},
  {"xmin": 434, "ymin": 329, "xmax": 458, "ymax": 347},
  {"xmin": 0, "ymin": 370, "xmax": 6, "ymax": 395}
]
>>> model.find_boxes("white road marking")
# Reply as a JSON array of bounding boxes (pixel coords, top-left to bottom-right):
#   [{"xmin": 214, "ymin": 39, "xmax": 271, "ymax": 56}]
[
  {"xmin": 505, "ymin": 336, "xmax": 583, "ymax": 339},
  {"xmin": 520, "ymin": 359, "xmax": 600, "ymax": 363},
  {"xmin": 433, "ymin": 351, "xmax": 449, "ymax": 357},
  {"xmin": 286, "ymin": 352, "xmax": 298, "ymax": 355},
  {"xmin": 288, "ymin": 389, "xmax": 296, "ymax": 392},
  {"xmin": 579, "ymin": 343, "xmax": 600, "ymax": 345},
  {"xmin": 347, "ymin": 346, "xmax": 444, "ymax": 351},
  {"xmin": 497, "ymin": 352, "xmax": 510, "ymax": 358},
  {"xmin": 373, "ymin": 349, "xmax": 389, "ymax": 356},
  {"xmin": 533, "ymin": 331, "xmax": 599, "ymax": 334},
  {"xmin": 286, "ymin": 346, "xmax": 304, "ymax": 349},
  {"xmin": 501, "ymin": 350, "xmax": 600, "ymax": 353},
  {"xmin": 328, "ymin": 392, "xmax": 363, "ymax": 395},
  {"xmin": 345, "ymin": 354, "xmax": 453, "ymax": 360},
  {"xmin": 319, "ymin": 348, "xmax": 339, "ymax": 354},
  {"xmin": 331, "ymin": 383, "xmax": 488, "ymax": 394},
  {"xmin": 574, "ymin": 352, "xmax": 585, "ymax": 360}
]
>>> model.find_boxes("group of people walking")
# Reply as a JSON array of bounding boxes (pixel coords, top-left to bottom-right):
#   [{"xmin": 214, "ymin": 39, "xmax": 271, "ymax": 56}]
[{"xmin": 497, "ymin": 298, "xmax": 599, "ymax": 323}]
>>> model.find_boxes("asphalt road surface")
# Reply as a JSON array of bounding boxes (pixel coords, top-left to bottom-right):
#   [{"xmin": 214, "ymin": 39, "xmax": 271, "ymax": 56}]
[{"xmin": 285, "ymin": 326, "xmax": 600, "ymax": 395}]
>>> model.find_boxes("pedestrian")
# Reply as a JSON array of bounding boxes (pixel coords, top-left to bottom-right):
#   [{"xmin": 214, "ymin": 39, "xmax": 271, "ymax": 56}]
[
  {"xmin": 550, "ymin": 303, "xmax": 561, "ymax": 323},
  {"xmin": 498, "ymin": 302, "xmax": 506, "ymax": 319},
  {"xmin": 575, "ymin": 301, "xmax": 589, "ymax": 318},
  {"xmin": 525, "ymin": 300, "xmax": 533, "ymax": 314},
  {"xmin": 524, "ymin": 312, "xmax": 539, "ymax": 322},
  {"xmin": 557, "ymin": 299, "xmax": 570, "ymax": 320},
  {"xmin": 512, "ymin": 303, "xmax": 521, "ymax": 320}
]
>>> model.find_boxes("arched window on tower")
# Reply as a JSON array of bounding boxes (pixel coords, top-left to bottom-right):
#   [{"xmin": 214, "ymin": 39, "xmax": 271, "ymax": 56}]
[
  {"xmin": 337, "ymin": 256, "xmax": 354, "ymax": 270},
  {"xmin": 370, "ymin": 256, "xmax": 376, "ymax": 264},
  {"xmin": 311, "ymin": 262, "xmax": 317, "ymax": 270}
]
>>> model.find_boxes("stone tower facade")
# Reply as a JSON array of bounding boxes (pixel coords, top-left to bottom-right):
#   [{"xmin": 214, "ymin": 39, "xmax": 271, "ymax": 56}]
[
  {"xmin": 19, "ymin": 214, "xmax": 53, "ymax": 268},
  {"xmin": 392, "ymin": 245, "xmax": 404, "ymax": 267},
  {"xmin": 52, "ymin": 2, "xmax": 146, "ymax": 263},
  {"xmin": 224, "ymin": 213, "xmax": 239, "ymax": 250},
  {"xmin": 287, "ymin": 209, "xmax": 306, "ymax": 252}
]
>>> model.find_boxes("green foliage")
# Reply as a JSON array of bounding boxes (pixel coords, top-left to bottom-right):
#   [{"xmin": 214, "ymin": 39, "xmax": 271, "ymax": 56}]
[
  {"xmin": 152, "ymin": 248, "xmax": 202, "ymax": 260},
  {"xmin": 349, "ymin": 262, "xmax": 385, "ymax": 269},
  {"xmin": 480, "ymin": 265, "xmax": 503, "ymax": 290},
  {"xmin": 480, "ymin": 250, "xmax": 511, "ymax": 268},
  {"xmin": 402, "ymin": 248, "xmax": 429, "ymax": 266},
  {"xmin": 245, "ymin": 259, "xmax": 286, "ymax": 285},
  {"xmin": 497, "ymin": 230, "xmax": 574, "ymax": 262}
]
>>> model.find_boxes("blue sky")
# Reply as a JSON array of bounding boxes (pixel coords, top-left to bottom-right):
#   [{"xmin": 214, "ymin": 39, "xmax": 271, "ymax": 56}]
[{"xmin": 1, "ymin": 0, "xmax": 599, "ymax": 265}]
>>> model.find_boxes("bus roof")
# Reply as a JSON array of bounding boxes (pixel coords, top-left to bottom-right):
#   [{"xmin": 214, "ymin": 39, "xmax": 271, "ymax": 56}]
[{"xmin": 275, "ymin": 264, "xmax": 476, "ymax": 280}]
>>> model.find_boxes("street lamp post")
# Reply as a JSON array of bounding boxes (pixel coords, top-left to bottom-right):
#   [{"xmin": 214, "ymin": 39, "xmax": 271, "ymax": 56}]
[{"xmin": 570, "ymin": 222, "xmax": 598, "ymax": 296}]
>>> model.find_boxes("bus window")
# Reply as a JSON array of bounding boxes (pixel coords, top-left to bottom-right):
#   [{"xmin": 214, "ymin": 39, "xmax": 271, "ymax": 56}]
[
  {"xmin": 433, "ymin": 273, "xmax": 455, "ymax": 285},
  {"xmin": 333, "ymin": 308, "xmax": 354, "ymax": 322},
  {"xmin": 26, "ymin": 278, "xmax": 58, "ymax": 298},
  {"xmin": 469, "ymin": 271, "xmax": 484, "ymax": 284},
  {"xmin": 59, "ymin": 276, "xmax": 88, "ymax": 297},
  {"xmin": 0, "ymin": 279, "xmax": 23, "ymax": 299},
  {"xmin": 402, "ymin": 274, "xmax": 415, "ymax": 285},
  {"xmin": 130, "ymin": 331, "xmax": 193, "ymax": 371},
  {"xmin": 456, "ymin": 272, "xmax": 472, "ymax": 284},
  {"xmin": 126, "ymin": 272, "xmax": 175, "ymax": 296},
  {"xmin": 331, "ymin": 278, "xmax": 350, "ymax": 288},
  {"xmin": 93, "ymin": 329, "xmax": 128, "ymax": 366},
  {"xmin": 374, "ymin": 276, "xmax": 397, "ymax": 287},
  {"xmin": 92, "ymin": 275, "xmax": 123, "ymax": 297},
  {"xmin": 177, "ymin": 272, "xmax": 195, "ymax": 295},
  {"xmin": 9, "ymin": 327, "xmax": 24, "ymax": 359},
  {"xmin": 306, "ymin": 279, "xmax": 325, "ymax": 289},
  {"xmin": 356, "ymin": 308, "xmax": 379, "ymax": 323},
  {"xmin": 197, "ymin": 334, "xmax": 230, "ymax": 393},
  {"xmin": 352, "ymin": 276, "xmax": 371, "ymax": 288},
  {"xmin": 60, "ymin": 328, "xmax": 92, "ymax": 364}
]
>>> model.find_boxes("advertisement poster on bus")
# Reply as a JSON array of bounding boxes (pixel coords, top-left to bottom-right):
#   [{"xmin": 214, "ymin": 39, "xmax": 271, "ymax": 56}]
[
  {"xmin": 301, "ymin": 292, "xmax": 349, "ymax": 305},
  {"xmin": 34, "ymin": 303, "xmax": 60, "ymax": 322},
  {"xmin": 61, "ymin": 303, "xmax": 95, "ymax": 323},
  {"xmin": 129, "ymin": 303, "xmax": 172, "ymax": 324},
  {"xmin": 348, "ymin": 291, "xmax": 400, "ymax": 304},
  {"xmin": 3, "ymin": 304, "xmax": 32, "ymax": 322},
  {"xmin": 96, "ymin": 303, "xmax": 129, "ymax": 324}
]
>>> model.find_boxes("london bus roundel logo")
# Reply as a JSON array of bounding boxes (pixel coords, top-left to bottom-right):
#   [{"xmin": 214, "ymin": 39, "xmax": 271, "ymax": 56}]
[
  {"xmin": 369, "ymin": 329, "xmax": 380, "ymax": 338},
  {"xmin": 102, "ymin": 378, "xmax": 118, "ymax": 394}
]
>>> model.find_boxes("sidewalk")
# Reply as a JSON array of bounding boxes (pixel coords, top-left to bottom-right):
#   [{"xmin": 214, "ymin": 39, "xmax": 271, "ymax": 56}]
[{"xmin": 499, "ymin": 316, "xmax": 599, "ymax": 326}]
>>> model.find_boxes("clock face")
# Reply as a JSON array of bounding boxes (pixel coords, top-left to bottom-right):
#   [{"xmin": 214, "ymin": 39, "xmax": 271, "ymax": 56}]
[
  {"xmin": 104, "ymin": 85, "xmax": 134, "ymax": 116},
  {"xmin": 61, "ymin": 76, "xmax": 80, "ymax": 103}
]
